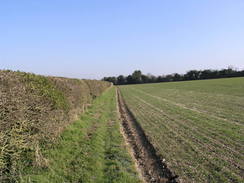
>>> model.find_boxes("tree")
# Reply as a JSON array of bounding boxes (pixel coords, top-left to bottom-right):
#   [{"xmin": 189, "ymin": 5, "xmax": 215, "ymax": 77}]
[
  {"xmin": 156, "ymin": 76, "xmax": 164, "ymax": 82},
  {"xmin": 102, "ymin": 67, "xmax": 244, "ymax": 85},
  {"xmin": 126, "ymin": 75, "xmax": 134, "ymax": 84},
  {"xmin": 184, "ymin": 70, "xmax": 200, "ymax": 80},
  {"xmin": 172, "ymin": 73, "xmax": 182, "ymax": 81},
  {"xmin": 131, "ymin": 70, "xmax": 142, "ymax": 84},
  {"xmin": 200, "ymin": 69, "xmax": 212, "ymax": 79},
  {"xmin": 146, "ymin": 73, "xmax": 157, "ymax": 83},
  {"xmin": 141, "ymin": 74, "xmax": 150, "ymax": 83},
  {"xmin": 165, "ymin": 74, "xmax": 174, "ymax": 82},
  {"xmin": 102, "ymin": 77, "xmax": 117, "ymax": 84},
  {"xmin": 117, "ymin": 75, "xmax": 126, "ymax": 85}
]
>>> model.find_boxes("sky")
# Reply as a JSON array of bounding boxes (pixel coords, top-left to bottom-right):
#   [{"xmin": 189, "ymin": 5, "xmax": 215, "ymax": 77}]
[{"xmin": 0, "ymin": 0, "xmax": 244, "ymax": 79}]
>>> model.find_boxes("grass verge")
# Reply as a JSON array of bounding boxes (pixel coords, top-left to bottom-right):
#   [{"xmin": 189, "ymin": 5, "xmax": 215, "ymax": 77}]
[{"xmin": 21, "ymin": 87, "xmax": 140, "ymax": 183}]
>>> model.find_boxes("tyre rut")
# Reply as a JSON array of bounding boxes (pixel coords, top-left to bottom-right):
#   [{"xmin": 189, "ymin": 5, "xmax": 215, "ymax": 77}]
[{"xmin": 116, "ymin": 88, "xmax": 178, "ymax": 183}]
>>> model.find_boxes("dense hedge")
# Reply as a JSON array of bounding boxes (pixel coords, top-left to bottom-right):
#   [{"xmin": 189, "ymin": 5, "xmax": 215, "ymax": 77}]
[{"xmin": 0, "ymin": 70, "xmax": 111, "ymax": 182}]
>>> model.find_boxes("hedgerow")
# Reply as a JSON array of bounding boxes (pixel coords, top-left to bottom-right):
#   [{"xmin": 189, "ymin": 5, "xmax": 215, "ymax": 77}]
[{"xmin": 0, "ymin": 70, "xmax": 110, "ymax": 182}]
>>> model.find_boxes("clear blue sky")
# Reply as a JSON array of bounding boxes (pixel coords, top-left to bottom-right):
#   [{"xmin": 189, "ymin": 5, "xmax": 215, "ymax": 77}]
[{"xmin": 0, "ymin": 0, "xmax": 243, "ymax": 79}]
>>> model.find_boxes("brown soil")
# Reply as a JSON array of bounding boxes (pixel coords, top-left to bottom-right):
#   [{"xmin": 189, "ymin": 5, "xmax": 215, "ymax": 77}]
[{"xmin": 116, "ymin": 89, "xmax": 178, "ymax": 183}]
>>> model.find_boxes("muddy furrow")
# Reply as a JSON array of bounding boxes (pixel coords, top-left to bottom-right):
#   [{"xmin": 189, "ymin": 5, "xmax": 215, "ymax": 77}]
[{"xmin": 116, "ymin": 89, "xmax": 178, "ymax": 183}]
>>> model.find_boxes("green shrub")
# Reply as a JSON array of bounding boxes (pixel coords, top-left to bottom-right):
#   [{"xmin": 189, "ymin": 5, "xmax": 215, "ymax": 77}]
[{"xmin": 18, "ymin": 72, "xmax": 69, "ymax": 110}]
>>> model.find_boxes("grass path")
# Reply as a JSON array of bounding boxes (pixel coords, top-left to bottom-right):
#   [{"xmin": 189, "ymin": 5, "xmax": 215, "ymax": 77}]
[{"xmin": 21, "ymin": 87, "xmax": 140, "ymax": 183}]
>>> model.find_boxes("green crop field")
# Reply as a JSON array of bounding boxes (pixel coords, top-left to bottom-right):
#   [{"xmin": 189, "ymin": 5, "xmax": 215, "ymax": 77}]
[{"xmin": 119, "ymin": 77, "xmax": 244, "ymax": 183}]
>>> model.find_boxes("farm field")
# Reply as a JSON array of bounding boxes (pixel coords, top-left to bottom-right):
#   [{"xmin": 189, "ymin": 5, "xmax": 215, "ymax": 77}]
[
  {"xmin": 119, "ymin": 77, "xmax": 244, "ymax": 183},
  {"xmin": 21, "ymin": 88, "xmax": 141, "ymax": 183}
]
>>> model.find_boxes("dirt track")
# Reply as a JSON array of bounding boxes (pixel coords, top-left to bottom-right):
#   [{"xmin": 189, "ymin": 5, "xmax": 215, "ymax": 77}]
[{"xmin": 116, "ymin": 89, "xmax": 178, "ymax": 183}]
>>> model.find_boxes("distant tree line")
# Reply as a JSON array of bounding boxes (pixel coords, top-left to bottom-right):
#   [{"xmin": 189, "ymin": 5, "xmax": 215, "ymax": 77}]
[{"xmin": 102, "ymin": 67, "xmax": 244, "ymax": 85}]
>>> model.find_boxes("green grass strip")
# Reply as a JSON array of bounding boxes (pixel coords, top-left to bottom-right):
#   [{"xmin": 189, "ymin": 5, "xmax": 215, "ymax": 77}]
[{"xmin": 21, "ymin": 87, "xmax": 140, "ymax": 183}]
